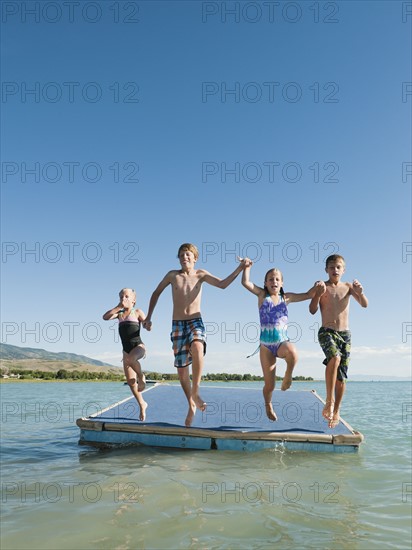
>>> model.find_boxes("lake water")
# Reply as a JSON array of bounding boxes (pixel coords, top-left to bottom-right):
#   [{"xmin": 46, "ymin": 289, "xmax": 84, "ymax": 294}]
[{"xmin": 1, "ymin": 381, "xmax": 411, "ymax": 549}]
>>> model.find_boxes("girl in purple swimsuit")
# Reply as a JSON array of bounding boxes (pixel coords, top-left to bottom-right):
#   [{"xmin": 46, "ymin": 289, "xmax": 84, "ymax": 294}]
[{"xmin": 242, "ymin": 261, "xmax": 319, "ymax": 421}]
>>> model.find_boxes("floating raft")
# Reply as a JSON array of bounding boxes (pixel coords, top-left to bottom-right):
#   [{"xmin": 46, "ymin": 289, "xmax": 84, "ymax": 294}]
[{"xmin": 77, "ymin": 384, "xmax": 364, "ymax": 453}]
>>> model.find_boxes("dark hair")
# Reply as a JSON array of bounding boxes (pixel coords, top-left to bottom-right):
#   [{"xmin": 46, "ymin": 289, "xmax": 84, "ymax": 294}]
[{"xmin": 325, "ymin": 254, "xmax": 345, "ymax": 268}]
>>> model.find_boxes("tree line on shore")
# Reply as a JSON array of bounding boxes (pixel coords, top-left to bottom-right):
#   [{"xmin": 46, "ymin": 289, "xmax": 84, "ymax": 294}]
[{"xmin": 0, "ymin": 367, "xmax": 313, "ymax": 382}]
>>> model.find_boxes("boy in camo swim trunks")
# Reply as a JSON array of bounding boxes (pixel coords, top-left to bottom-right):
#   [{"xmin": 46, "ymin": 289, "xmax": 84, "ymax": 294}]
[
  {"xmin": 310, "ymin": 255, "xmax": 368, "ymax": 428},
  {"xmin": 144, "ymin": 243, "xmax": 248, "ymax": 427}
]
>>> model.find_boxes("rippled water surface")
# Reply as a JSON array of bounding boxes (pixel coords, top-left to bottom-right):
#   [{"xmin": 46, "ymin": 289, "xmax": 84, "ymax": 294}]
[{"xmin": 1, "ymin": 381, "xmax": 411, "ymax": 549}]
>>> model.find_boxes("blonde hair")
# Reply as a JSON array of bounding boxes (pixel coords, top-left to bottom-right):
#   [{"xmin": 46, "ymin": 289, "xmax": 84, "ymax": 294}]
[{"xmin": 177, "ymin": 243, "xmax": 199, "ymax": 261}]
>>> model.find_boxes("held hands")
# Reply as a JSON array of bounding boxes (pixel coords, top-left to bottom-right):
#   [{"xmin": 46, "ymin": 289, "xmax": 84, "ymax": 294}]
[
  {"xmin": 309, "ymin": 281, "xmax": 325, "ymax": 314},
  {"xmin": 237, "ymin": 256, "xmax": 253, "ymax": 268},
  {"xmin": 352, "ymin": 279, "xmax": 364, "ymax": 295},
  {"xmin": 314, "ymin": 280, "xmax": 326, "ymax": 296},
  {"xmin": 143, "ymin": 319, "xmax": 152, "ymax": 331}
]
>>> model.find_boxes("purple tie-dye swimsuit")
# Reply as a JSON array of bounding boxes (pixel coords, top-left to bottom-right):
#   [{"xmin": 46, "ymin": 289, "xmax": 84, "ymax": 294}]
[{"xmin": 259, "ymin": 295, "xmax": 289, "ymax": 356}]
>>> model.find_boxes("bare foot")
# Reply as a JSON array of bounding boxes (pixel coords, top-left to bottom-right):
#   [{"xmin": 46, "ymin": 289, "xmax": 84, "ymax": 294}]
[
  {"xmin": 192, "ymin": 393, "xmax": 207, "ymax": 412},
  {"xmin": 185, "ymin": 399, "xmax": 197, "ymax": 427},
  {"xmin": 265, "ymin": 402, "xmax": 277, "ymax": 421},
  {"xmin": 137, "ymin": 373, "xmax": 146, "ymax": 393},
  {"xmin": 281, "ymin": 370, "xmax": 293, "ymax": 391},
  {"xmin": 139, "ymin": 400, "xmax": 148, "ymax": 421},
  {"xmin": 322, "ymin": 401, "xmax": 334, "ymax": 422},
  {"xmin": 329, "ymin": 410, "xmax": 340, "ymax": 429}
]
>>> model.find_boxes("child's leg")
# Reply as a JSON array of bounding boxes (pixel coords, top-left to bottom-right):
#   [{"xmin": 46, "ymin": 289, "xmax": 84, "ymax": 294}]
[
  {"xmin": 260, "ymin": 346, "xmax": 277, "ymax": 421},
  {"xmin": 177, "ymin": 366, "xmax": 196, "ymax": 428},
  {"xmin": 123, "ymin": 351, "xmax": 147, "ymax": 421},
  {"xmin": 323, "ymin": 355, "xmax": 341, "ymax": 422},
  {"xmin": 329, "ymin": 379, "xmax": 345, "ymax": 428},
  {"xmin": 277, "ymin": 342, "xmax": 298, "ymax": 391},
  {"xmin": 189, "ymin": 339, "xmax": 206, "ymax": 412},
  {"xmin": 128, "ymin": 345, "xmax": 146, "ymax": 392},
  {"xmin": 328, "ymin": 336, "xmax": 350, "ymax": 428}
]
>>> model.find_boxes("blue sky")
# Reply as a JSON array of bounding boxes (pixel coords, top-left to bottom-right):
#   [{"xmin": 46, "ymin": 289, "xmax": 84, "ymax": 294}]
[{"xmin": 1, "ymin": 0, "xmax": 411, "ymax": 379}]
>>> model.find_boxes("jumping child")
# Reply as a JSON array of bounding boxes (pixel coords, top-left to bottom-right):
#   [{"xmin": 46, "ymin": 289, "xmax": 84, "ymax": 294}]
[
  {"xmin": 242, "ymin": 260, "xmax": 320, "ymax": 421},
  {"xmin": 103, "ymin": 288, "xmax": 148, "ymax": 421},
  {"xmin": 309, "ymin": 254, "xmax": 368, "ymax": 428},
  {"xmin": 144, "ymin": 243, "xmax": 248, "ymax": 427}
]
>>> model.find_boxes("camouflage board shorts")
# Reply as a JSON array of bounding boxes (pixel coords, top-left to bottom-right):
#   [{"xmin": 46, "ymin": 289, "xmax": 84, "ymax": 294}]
[{"xmin": 318, "ymin": 327, "xmax": 351, "ymax": 381}]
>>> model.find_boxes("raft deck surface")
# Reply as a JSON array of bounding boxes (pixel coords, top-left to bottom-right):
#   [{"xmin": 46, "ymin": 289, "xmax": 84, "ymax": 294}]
[{"xmin": 77, "ymin": 384, "xmax": 364, "ymax": 453}]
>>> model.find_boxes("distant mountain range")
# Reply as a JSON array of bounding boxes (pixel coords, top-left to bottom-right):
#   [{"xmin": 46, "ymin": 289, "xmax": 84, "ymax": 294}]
[
  {"xmin": 1, "ymin": 344, "xmax": 410, "ymax": 381},
  {"xmin": 0, "ymin": 343, "xmax": 117, "ymax": 372}
]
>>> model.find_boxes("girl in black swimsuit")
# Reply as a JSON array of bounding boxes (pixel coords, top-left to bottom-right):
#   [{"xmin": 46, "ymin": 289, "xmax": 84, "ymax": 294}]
[{"xmin": 103, "ymin": 288, "xmax": 148, "ymax": 421}]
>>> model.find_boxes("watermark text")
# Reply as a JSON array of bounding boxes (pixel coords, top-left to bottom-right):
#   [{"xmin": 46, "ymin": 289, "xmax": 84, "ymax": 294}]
[
  {"xmin": 201, "ymin": 241, "xmax": 340, "ymax": 263},
  {"xmin": 2, "ymin": 242, "xmax": 140, "ymax": 263},
  {"xmin": 201, "ymin": 2, "xmax": 340, "ymax": 24},
  {"xmin": 201, "ymin": 481, "xmax": 339, "ymax": 503},
  {"xmin": 2, "ymin": 161, "xmax": 139, "ymax": 184},
  {"xmin": 2, "ymin": 81, "xmax": 139, "ymax": 103},
  {"xmin": 202, "ymin": 81, "xmax": 339, "ymax": 103},
  {"xmin": 202, "ymin": 161, "xmax": 339, "ymax": 184},
  {"xmin": 1, "ymin": 1, "xmax": 139, "ymax": 24},
  {"xmin": 1, "ymin": 481, "xmax": 141, "ymax": 503}
]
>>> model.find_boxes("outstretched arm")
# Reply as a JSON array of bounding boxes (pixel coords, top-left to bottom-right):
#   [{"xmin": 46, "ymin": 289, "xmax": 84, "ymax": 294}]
[
  {"xmin": 241, "ymin": 260, "xmax": 262, "ymax": 296},
  {"xmin": 144, "ymin": 272, "xmax": 172, "ymax": 330},
  {"xmin": 351, "ymin": 279, "xmax": 368, "ymax": 307},
  {"xmin": 202, "ymin": 258, "xmax": 248, "ymax": 289},
  {"xmin": 286, "ymin": 280, "xmax": 324, "ymax": 304}
]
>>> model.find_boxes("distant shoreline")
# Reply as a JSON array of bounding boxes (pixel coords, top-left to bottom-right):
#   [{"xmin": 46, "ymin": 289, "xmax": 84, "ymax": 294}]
[
  {"xmin": 0, "ymin": 378, "xmax": 119, "ymax": 383},
  {"xmin": 0, "ymin": 378, "xmax": 318, "ymax": 384},
  {"xmin": 1, "ymin": 378, "xmax": 410, "ymax": 384}
]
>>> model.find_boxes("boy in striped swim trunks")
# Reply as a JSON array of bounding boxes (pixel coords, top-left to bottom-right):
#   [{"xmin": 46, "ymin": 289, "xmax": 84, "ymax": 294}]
[
  {"xmin": 309, "ymin": 254, "xmax": 368, "ymax": 428},
  {"xmin": 144, "ymin": 243, "xmax": 247, "ymax": 427}
]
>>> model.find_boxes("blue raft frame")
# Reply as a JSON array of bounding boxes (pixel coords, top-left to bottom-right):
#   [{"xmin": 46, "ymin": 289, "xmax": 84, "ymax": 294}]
[{"xmin": 76, "ymin": 384, "xmax": 364, "ymax": 453}]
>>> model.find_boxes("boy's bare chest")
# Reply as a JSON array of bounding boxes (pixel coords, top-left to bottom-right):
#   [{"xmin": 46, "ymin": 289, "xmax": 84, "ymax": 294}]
[
  {"xmin": 324, "ymin": 285, "xmax": 349, "ymax": 304},
  {"xmin": 174, "ymin": 274, "xmax": 201, "ymax": 294}
]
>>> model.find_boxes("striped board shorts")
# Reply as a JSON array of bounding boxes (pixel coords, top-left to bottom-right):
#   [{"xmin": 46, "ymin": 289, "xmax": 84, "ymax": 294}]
[{"xmin": 170, "ymin": 317, "xmax": 207, "ymax": 368}]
